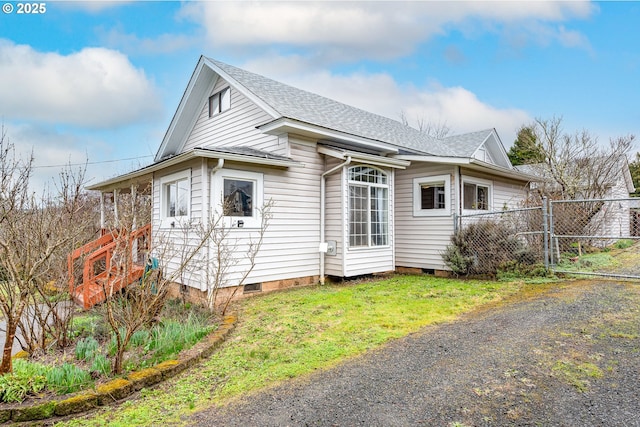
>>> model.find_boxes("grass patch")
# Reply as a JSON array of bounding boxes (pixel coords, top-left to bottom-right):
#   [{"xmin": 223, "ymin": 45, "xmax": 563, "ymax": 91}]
[
  {"xmin": 555, "ymin": 252, "xmax": 617, "ymax": 272},
  {"xmin": 552, "ymin": 359, "xmax": 603, "ymax": 392},
  {"xmin": 613, "ymin": 239, "xmax": 635, "ymax": 250},
  {"xmin": 56, "ymin": 274, "xmax": 525, "ymax": 426}
]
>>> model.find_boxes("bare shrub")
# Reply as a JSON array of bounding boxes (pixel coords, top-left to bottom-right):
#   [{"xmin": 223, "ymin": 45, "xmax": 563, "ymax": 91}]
[{"xmin": 443, "ymin": 220, "xmax": 539, "ymax": 276}]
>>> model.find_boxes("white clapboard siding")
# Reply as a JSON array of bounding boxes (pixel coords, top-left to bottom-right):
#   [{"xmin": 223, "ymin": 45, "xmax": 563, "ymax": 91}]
[
  {"xmin": 589, "ymin": 177, "xmax": 631, "ymax": 241},
  {"xmin": 606, "ymin": 178, "xmax": 631, "ymax": 238},
  {"xmin": 395, "ymin": 164, "xmax": 456, "ymax": 270},
  {"xmin": 461, "ymin": 168, "xmax": 528, "ymax": 211},
  {"xmin": 324, "ymin": 157, "xmax": 346, "ymax": 276},
  {"xmin": 151, "ymin": 159, "xmax": 207, "ymax": 290},
  {"xmin": 220, "ymin": 141, "xmax": 324, "ymax": 285},
  {"xmin": 182, "ymin": 78, "xmax": 284, "ymax": 155}
]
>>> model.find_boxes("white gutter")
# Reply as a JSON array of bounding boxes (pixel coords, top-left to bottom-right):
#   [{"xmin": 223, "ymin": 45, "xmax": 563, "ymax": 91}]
[
  {"xmin": 259, "ymin": 118, "xmax": 399, "ymax": 155},
  {"xmin": 87, "ymin": 148, "xmax": 302, "ymax": 191},
  {"xmin": 320, "ymin": 156, "xmax": 351, "ymax": 285},
  {"xmin": 318, "ymin": 145, "xmax": 409, "ymax": 169},
  {"xmin": 394, "ymin": 155, "xmax": 539, "ymax": 182}
]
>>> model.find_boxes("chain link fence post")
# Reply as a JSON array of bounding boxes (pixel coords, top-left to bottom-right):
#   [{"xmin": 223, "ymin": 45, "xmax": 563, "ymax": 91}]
[
  {"xmin": 542, "ymin": 196, "xmax": 549, "ymax": 271},
  {"xmin": 548, "ymin": 200, "xmax": 556, "ymax": 267}
]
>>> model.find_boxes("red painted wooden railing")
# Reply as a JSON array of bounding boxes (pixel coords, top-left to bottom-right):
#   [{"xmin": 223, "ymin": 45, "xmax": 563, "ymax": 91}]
[{"xmin": 68, "ymin": 224, "xmax": 151, "ymax": 309}]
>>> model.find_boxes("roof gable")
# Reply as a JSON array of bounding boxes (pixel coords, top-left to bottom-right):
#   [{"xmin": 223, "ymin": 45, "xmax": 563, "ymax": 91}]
[
  {"xmin": 440, "ymin": 128, "xmax": 513, "ymax": 169},
  {"xmin": 204, "ymin": 58, "xmax": 442, "ymax": 154},
  {"xmin": 156, "ymin": 56, "xmax": 515, "ymax": 168}
]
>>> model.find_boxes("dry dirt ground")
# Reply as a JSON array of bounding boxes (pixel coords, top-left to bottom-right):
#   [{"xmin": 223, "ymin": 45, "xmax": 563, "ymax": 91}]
[{"xmin": 186, "ymin": 280, "xmax": 640, "ymax": 427}]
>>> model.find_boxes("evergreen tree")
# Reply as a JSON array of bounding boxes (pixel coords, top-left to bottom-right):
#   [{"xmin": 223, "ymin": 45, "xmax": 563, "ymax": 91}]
[{"xmin": 507, "ymin": 126, "xmax": 545, "ymax": 166}]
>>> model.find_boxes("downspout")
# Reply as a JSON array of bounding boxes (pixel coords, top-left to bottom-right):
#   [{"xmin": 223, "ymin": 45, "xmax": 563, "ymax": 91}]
[
  {"xmin": 455, "ymin": 165, "xmax": 462, "ymax": 232},
  {"xmin": 320, "ymin": 156, "xmax": 351, "ymax": 285},
  {"xmin": 205, "ymin": 158, "xmax": 224, "ymax": 296}
]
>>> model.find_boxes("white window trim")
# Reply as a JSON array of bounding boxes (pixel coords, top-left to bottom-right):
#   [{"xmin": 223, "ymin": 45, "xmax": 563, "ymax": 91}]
[
  {"xmin": 413, "ymin": 174, "xmax": 451, "ymax": 217},
  {"xmin": 462, "ymin": 176, "xmax": 493, "ymax": 213},
  {"xmin": 159, "ymin": 169, "xmax": 191, "ymax": 228},
  {"xmin": 209, "ymin": 87, "xmax": 231, "ymax": 117},
  {"xmin": 212, "ymin": 169, "xmax": 264, "ymax": 229},
  {"xmin": 347, "ymin": 165, "xmax": 390, "ymax": 249}
]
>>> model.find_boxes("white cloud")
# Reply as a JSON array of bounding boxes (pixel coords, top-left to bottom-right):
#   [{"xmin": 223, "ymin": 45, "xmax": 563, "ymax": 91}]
[
  {"xmin": 181, "ymin": 1, "xmax": 596, "ymax": 61},
  {"xmin": 242, "ymin": 60, "xmax": 530, "ymax": 146},
  {"xmin": 6, "ymin": 123, "xmax": 105, "ymax": 195},
  {"xmin": 5, "ymin": 122, "xmax": 154, "ymax": 195},
  {"xmin": 97, "ymin": 26, "xmax": 197, "ymax": 56},
  {"xmin": 0, "ymin": 40, "xmax": 161, "ymax": 128}
]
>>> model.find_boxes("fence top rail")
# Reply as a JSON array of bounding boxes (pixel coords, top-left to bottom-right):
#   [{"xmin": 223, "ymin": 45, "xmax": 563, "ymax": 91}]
[
  {"xmin": 457, "ymin": 206, "xmax": 543, "ymax": 219},
  {"xmin": 553, "ymin": 234, "xmax": 640, "ymax": 240},
  {"xmin": 550, "ymin": 197, "xmax": 640, "ymax": 205},
  {"xmin": 552, "ymin": 270, "xmax": 640, "ymax": 280}
]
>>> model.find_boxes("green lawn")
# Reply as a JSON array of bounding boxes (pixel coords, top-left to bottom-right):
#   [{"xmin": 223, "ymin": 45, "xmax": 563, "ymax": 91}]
[{"xmin": 57, "ymin": 275, "xmax": 526, "ymax": 427}]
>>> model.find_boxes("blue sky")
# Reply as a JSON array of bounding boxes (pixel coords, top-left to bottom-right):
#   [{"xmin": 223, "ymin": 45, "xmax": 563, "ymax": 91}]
[{"xmin": 1, "ymin": 1, "xmax": 639, "ymax": 192}]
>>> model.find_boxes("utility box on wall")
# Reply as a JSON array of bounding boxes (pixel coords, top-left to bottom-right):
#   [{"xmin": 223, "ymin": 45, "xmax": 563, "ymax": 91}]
[{"xmin": 326, "ymin": 240, "xmax": 337, "ymax": 256}]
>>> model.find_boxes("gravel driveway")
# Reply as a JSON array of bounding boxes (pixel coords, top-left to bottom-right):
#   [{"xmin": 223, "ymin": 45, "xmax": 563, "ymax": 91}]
[{"xmin": 186, "ymin": 280, "xmax": 640, "ymax": 426}]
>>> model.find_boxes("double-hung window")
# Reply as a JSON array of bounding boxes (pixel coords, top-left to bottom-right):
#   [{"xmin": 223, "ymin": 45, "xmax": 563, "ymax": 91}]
[
  {"xmin": 209, "ymin": 87, "xmax": 231, "ymax": 117},
  {"xmin": 463, "ymin": 179, "xmax": 491, "ymax": 211},
  {"xmin": 160, "ymin": 170, "xmax": 190, "ymax": 226},
  {"xmin": 413, "ymin": 175, "xmax": 450, "ymax": 216},
  {"xmin": 348, "ymin": 166, "xmax": 389, "ymax": 247}
]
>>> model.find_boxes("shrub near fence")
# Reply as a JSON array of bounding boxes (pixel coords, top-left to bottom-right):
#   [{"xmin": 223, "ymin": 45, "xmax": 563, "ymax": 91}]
[
  {"xmin": 445, "ymin": 207, "xmax": 545, "ymax": 276},
  {"xmin": 446, "ymin": 198, "xmax": 640, "ymax": 279}
]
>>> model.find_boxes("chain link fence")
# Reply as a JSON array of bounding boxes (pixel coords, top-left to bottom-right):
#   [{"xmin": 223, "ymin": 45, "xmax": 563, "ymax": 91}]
[
  {"xmin": 450, "ymin": 206, "xmax": 546, "ymax": 275},
  {"xmin": 550, "ymin": 198, "xmax": 640, "ymax": 278},
  {"xmin": 449, "ymin": 197, "xmax": 640, "ymax": 279}
]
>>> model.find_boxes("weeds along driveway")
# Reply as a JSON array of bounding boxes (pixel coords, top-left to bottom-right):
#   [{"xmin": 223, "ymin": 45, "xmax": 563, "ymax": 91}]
[{"xmin": 186, "ymin": 280, "xmax": 640, "ymax": 427}]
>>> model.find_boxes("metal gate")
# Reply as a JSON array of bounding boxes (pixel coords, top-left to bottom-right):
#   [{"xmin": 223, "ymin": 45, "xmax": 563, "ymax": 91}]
[
  {"xmin": 454, "ymin": 197, "xmax": 640, "ymax": 279},
  {"xmin": 549, "ymin": 198, "xmax": 640, "ymax": 280}
]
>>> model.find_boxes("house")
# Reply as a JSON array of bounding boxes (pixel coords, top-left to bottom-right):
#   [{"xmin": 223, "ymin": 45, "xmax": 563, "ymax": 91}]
[{"xmin": 84, "ymin": 56, "xmax": 536, "ymax": 304}]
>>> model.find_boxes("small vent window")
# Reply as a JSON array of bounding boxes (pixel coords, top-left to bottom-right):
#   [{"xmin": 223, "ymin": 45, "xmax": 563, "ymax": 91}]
[
  {"xmin": 243, "ymin": 283, "xmax": 262, "ymax": 293},
  {"xmin": 209, "ymin": 87, "xmax": 231, "ymax": 117}
]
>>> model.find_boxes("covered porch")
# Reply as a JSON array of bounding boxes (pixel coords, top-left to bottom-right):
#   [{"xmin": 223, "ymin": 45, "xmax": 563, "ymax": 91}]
[{"xmin": 69, "ymin": 174, "xmax": 153, "ymax": 309}]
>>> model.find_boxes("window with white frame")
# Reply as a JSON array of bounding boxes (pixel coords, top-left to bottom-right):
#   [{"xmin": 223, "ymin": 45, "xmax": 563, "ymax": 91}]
[
  {"xmin": 160, "ymin": 170, "xmax": 191, "ymax": 226},
  {"xmin": 209, "ymin": 87, "xmax": 231, "ymax": 117},
  {"xmin": 463, "ymin": 179, "xmax": 491, "ymax": 211},
  {"xmin": 223, "ymin": 178, "xmax": 254, "ymax": 217},
  {"xmin": 348, "ymin": 166, "xmax": 389, "ymax": 247},
  {"xmin": 413, "ymin": 175, "xmax": 451, "ymax": 217},
  {"xmin": 214, "ymin": 170, "xmax": 263, "ymax": 228}
]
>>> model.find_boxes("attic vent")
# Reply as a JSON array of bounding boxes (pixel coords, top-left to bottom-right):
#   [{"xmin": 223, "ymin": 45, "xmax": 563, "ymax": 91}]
[
  {"xmin": 209, "ymin": 87, "xmax": 231, "ymax": 117},
  {"xmin": 243, "ymin": 283, "xmax": 262, "ymax": 293}
]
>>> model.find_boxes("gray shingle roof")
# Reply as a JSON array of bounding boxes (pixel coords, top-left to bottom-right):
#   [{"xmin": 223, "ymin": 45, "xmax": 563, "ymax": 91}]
[
  {"xmin": 441, "ymin": 129, "xmax": 494, "ymax": 157},
  {"xmin": 207, "ymin": 57, "xmax": 478, "ymax": 157}
]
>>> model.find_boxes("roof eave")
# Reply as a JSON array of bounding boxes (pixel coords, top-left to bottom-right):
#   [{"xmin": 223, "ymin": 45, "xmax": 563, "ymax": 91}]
[
  {"xmin": 259, "ymin": 118, "xmax": 399, "ymax": 155},
  {"xmin": 87, "ymin": 148, "xmax": 303, "ymax": 192},
  {"xmin": 318, "ymin": 145, "xmax": 410, "ymax": 169},
  {"xmin": 394, "ymin": 154, "xmax": 536, "ymax": 181}
]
